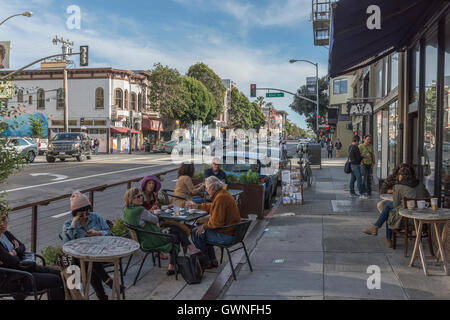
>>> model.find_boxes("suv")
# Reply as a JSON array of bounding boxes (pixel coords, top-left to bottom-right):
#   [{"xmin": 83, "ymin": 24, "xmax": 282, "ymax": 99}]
[{"xmin": 47, "ymin": 133, "xmax": 92, "ymax": 163}]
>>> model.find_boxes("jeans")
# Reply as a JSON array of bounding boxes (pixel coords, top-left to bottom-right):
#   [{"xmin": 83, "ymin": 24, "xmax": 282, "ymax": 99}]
[
  {"xmin": 349, "ymin": 164, "xmax": 364, "ymax": 195},
  {"xmin": 375, "ymin": 201, "xmax": 394, "ymax": 239},
  {"xmin": 191, "ymin": 229, "xmax": 234, "ymax": 263},
  {"xmin": 22, "ymin": 265, "xmax": 65, "ymax": 300},
  {"xmin": 362, "ymin": 164, "xmax": 373, "ymax": 195},
  {"xmin": 192, "ymin": 196, "xmax": 204, "ymax": 204},
  {"xmin": 95, "ymin": 146, "xmax": 99, "ymax": 155},
  {"xmin": 328, "ymin": 150, "xmax": 333, "ymax": 158}
]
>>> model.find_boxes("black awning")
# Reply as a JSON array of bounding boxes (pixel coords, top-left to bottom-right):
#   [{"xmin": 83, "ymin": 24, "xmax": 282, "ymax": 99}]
[{"xmin": 329, "ymin": 0, "xmax": 446, "ymax": 78}]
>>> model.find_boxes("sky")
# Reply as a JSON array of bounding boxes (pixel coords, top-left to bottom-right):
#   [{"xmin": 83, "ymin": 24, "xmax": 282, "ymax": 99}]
[{"xmin": 1, "ymin": 0, "xmax": 329, "ymax": 129}]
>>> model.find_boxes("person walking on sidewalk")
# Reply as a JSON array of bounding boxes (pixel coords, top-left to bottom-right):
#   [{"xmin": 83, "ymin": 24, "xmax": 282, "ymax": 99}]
[
  {"xmin": 327, "ymin": 140, "xmax": 334, "ymax": 158},
  {"xmin": 335, "ymin": 139, "xmax": 342, "ymax": 158},
  {"xmin": 94, "ymin": 138, "xmax": 100, "ymax": 155},
  {"xmin": 348, "ymin": 136, "xmax": 366, "ymax": 199},
  {"xmin": 359, "ymin": 135, "xmax": 374, "ymax": 196}
]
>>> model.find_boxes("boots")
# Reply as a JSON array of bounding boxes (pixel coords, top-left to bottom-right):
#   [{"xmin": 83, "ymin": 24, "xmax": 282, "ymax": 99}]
[
  {"xmin": 386, "ymin": 238, "xmax": 393, "ymax": 248},
  {"xmin": 362, "ymin": 225, "xmax": 379, "ymax": 236}
]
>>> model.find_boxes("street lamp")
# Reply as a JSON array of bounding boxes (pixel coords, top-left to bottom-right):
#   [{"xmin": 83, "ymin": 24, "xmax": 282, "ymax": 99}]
[
  {"xmin": 0, "ymin": 11, "xmax": 33, "ymax": 26},
  {"xmin": 289, "ymin": 59, "xmax": 320, "ymax": 137}
]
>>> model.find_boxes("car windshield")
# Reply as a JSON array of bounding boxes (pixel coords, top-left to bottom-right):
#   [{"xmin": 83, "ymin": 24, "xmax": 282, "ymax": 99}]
[{"xmin": 53, "ymin": 134, "xmax": 80, "ymax": 141}]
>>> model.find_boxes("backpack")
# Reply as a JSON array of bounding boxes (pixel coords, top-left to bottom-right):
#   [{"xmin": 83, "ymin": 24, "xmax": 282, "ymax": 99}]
[{"xmin": 176, "ymin": 253, "xmax": 209, "ymax": 285}]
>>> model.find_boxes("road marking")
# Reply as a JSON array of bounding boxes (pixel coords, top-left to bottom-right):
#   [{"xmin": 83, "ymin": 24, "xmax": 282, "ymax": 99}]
[
  {"xmin": 51, "ymin": 211, "xmax": 72, "ymax": 219},
  {"xmin": 5, "ymin": 163, "xmax": 175, "ymax": 193},
  {"xmin": 30, "ymin": 173, "xmax": 68, "ymax": 181}
]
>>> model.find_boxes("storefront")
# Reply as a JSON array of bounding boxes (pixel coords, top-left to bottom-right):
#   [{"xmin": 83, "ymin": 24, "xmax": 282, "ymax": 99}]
[{"xmin": 110, "ymin": 126, "xmax": 140, "ymax": 153}]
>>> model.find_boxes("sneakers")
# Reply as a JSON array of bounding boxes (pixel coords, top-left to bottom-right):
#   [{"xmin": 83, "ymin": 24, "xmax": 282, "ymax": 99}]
[
  {"xmin": 349, "ymin": 193, "xmax": 359, "ymax": 198},
  {"xmin": 359, "ymin": 194, "xmax": 369, "ymax": 199}
]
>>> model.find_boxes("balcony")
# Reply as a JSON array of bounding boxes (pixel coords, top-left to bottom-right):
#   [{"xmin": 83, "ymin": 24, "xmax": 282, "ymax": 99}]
[{"xmin": 312, "ymin": 0, "xmax": 334, "ymax": 46}]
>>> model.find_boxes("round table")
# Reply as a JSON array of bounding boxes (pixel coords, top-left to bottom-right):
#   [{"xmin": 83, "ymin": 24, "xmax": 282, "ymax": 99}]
[
  {"xmin": 63, "ymin": 236, "xmax": 140, "ymax": 300},
  {"xmin": 380, "ymin": 194, "xmax": 393, "ymax": 202},
  {"xmin": 399, "ymin": 208, "xmax": 450, "ymax": 276}
]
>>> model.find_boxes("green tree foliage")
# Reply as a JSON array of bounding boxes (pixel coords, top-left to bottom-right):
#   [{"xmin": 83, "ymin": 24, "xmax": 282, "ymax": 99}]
[
  {"xmin": 186, "ymin": 63, "xmax": 227, "ymax": 121},
  {"xmin": 289, "ymin": 76, "xmax": 329, "ymax": 133},
  {"xmin": 29, "ymin": 115, "xmax": 46, "ymax": 139},
  {"xmin": 229, "ymin": 88, "xmax": 266, "ymax": 130},
  {"xmin": 284, "ymin": 120, "xmax": 307, "ymax": 138},
  {"xmin": 181, "ymin": 76, "xmax": 216, "ymax": 125}
]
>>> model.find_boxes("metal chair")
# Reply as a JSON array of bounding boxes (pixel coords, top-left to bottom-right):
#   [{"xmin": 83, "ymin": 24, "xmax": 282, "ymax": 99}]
[
  {"xmin": 0, "ymin": 253, "xmax": 48, "ymax": 300},
  {"xmin": 123, "ymin": 223, "xmax": 180, "ymax": 285},
  {"xmin": 205, "ymin": 219, "xmax": 253, "ymax": 280},
  {"xmin": 392, "ymin": 197, "xmax": 435, "ymax": 257}
]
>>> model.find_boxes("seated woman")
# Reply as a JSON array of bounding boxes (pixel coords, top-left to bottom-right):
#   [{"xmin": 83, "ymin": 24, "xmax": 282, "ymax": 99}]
[
  {"xmin": 0, "ymin": 210, "xmax": 64, "ymax": 300},
  {"xmin": 362, "ymin": 166, "xmax": 429, "ymax": 248},
  {"xmin": 173, "ymin": 162, "xmax": 205, "ymax": 207},
  {"xmin": 188, "ymin": 176, "xmax": 241, "ymax": 269},
  {"xmin": 123, "ymin": 188, "xmax": 201, "ymax": 276},
  {"xmin": 141, "ymin": 175, "xmax": 162, "ymax": 211},
  {"xmin": 62, "ymin": 192, "xmax": 116, "ymax": 300}
]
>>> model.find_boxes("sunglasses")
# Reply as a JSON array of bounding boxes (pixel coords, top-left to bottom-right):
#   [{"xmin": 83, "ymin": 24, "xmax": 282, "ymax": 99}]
[{"xmin": 134, "ymin": 194, "xmax": 144, "ymax": 200}]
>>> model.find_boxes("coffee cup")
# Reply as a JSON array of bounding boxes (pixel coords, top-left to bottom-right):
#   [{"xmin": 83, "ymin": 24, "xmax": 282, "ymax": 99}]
[
  {"xmin": 153, "ymin": 209, "xmax": 161, "ymax": 215},
  {"xmin": 161, "ymin": 205, "xmax": 169, "ymax": 210},
  {"xmin": 431, "ymin": 198, "xmax": 438, "ymax": 210},
  {"xmin": 417, "ymin": 201, "xmax": 429, "ymax": 210},
  {"xmin": 406, "ymin": 200, "xmax": 415, "ymax": 210}
]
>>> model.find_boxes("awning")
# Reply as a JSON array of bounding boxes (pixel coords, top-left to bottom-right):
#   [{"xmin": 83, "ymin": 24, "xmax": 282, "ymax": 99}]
[
  {"xmin": 142, "ymin": 119, "xmax": 164, "ymax": 131},
  {"xmin": 110, "ymin": 126, "xmax": 140, "ymax": 134},
  {"xmin": 329, "ymin": 0, "xmax": 446, "ymax": 78}
]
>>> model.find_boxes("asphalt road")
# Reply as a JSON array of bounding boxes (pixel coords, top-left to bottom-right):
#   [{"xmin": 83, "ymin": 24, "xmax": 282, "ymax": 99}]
[{"xmin": 2, "ymin": 141, "xmax": 299, "ymax": 254}]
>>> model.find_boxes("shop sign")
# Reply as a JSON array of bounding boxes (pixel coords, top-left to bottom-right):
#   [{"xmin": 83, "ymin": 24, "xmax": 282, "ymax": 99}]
[{"xmin": 347, "ymin": 103, "xmax": 373, "ymax": 116}]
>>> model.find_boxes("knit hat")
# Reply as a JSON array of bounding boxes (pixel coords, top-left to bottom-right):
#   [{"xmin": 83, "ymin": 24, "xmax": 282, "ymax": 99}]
[
  {"xmin": 140, "ymin": 175, "xmax": 161, "ymax": 193},
  {"xmin": 70, "ymin": 192, "xmax": 91, "ymax": 211}
]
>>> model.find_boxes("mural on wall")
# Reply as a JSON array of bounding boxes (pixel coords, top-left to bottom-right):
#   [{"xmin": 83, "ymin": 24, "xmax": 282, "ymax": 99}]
[{"xmin": 2, "ymin": 112, "xmax": 48, "ymax": 138}]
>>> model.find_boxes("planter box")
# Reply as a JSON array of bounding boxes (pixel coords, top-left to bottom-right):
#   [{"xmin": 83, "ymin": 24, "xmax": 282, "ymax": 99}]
[{"xmin": 192, "ymin": 179, "xmax": 266, "ymax": 219}]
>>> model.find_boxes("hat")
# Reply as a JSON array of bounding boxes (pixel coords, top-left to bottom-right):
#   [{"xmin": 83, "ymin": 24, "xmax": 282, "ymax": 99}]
[
  {"xmin": 70, "ymin": 192, "xmax": 91, "ymax": 211},
  {"xmin": 140, "ymin": 175, "xmax": 161, "ymax": 193}
]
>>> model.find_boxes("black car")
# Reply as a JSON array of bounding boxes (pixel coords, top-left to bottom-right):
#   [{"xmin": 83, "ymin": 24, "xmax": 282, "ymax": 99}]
[{"xmin": 46, "ymin": 133, "xmax": 92, "ymax": 162}]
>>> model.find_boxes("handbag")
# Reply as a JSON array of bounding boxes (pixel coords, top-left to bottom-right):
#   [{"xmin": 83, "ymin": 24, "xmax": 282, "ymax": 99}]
[
  {"xmin": 176, "ymin": 253, "xmax": 208, "ymax": 285},
  {"xmin": 344, "ymin": 157, "xmax": 352, "ymax": 174}
]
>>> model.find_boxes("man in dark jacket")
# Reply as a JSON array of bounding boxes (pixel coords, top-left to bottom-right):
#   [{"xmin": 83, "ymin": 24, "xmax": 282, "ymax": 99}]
[
  {"xmin": 348, "ymin": 136, "xmax": 366, "ymax": 198},
  {"xmin": 204, "ymin": 158, "xmax": 227, "ymax": 183},
  {"xmin": 0, "ymin": 213, "xmax": 64, "ymax": 300}
]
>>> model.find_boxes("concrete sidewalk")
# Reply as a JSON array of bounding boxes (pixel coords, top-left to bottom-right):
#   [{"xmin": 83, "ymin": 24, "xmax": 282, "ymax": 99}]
[{"xmin": 220, "ymin": 153, "xmax": 450, "ymax": 300}]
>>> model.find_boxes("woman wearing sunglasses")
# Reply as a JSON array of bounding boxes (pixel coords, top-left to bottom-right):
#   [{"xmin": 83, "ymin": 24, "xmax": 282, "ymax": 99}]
[{"xmin": 62, "ymin": 192, "xmax": 117, "ymax": 300}]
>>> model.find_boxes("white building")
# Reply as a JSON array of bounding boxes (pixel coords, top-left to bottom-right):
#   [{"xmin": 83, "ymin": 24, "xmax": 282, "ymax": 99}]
[{"xmin": 1, "ymin": 68, "xmax": 151, "ymax": 153}]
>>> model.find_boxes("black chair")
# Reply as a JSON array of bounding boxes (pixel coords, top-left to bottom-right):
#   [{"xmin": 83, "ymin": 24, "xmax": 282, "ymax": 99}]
[
  {"xmin": 0, "ymin": 253, "xmax": 48, "ymax": 300},
  {"xmin": 205, "ymin": 219, "xmax": 253, "ymax": 280},
  {"xmin": 161, "ymin": 189, "xmax": 187, "ymax": 204},
  {"xmin": 124, "ymin": 223, "xmax": 180, "ymax": 285}
]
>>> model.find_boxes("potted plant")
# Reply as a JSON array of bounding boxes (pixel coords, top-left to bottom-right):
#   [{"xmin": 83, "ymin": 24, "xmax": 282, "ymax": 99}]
[
  {"xmin": 110, "ymin": 218, "xmax": 130, "ymax": 238},
  {"xmin": 41, "ymin": 246, "xmax": 64, "ymax": 266}
]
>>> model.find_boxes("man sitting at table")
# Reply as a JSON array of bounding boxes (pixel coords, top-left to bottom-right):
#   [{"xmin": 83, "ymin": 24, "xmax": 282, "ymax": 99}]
[
  {"xmin": 362, "ymin": 166, "xmax": 429, "ymax": 248},
  {"xmin": 204, "ymin": 158, "xmax": 227, "ymax": 184},
  {"xmin": 187, "ymin": 176, "xmax": 241, "ymax": 269}
]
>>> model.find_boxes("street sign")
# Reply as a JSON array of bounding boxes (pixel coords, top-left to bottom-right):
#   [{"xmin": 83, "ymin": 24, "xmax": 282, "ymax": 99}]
[
  {"xmin": 266, "ymin": 92, "xmax": 284, "ymax": 98},
  {"xmin": 40, "ymin": 61, "xmax": 67, "ymax": 69},
  {"xmin": 0, "ymin": 80, "xmax": 13, "ymax": 99}
]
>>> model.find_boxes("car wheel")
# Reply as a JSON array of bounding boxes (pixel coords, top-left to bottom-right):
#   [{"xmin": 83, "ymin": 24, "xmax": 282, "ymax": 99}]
[
  {"xmin": 60, "ymin": 158, "xmax": 66, "ymax": 162},
  {"xmin": 27, "ymin": 151, "xmax": 35, "ymax": 163},
  {"xmin": 76, "ymin": 154, "xmax": 84, "ymax": 162},
  {"xmin": 46, "ymin": 156, "xmax": 55, "ymax": 163}
]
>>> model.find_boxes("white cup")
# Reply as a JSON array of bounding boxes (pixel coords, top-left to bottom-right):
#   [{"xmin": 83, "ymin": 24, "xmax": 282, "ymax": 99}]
[{"xmin": 417, "ymin": 201, "xmax": 429, "ymax": 210}]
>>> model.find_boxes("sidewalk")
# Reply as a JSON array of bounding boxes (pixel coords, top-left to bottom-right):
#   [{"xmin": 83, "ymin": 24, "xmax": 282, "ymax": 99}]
[{"xmin": 219, "ymin": 152, "xmax": 450, "ymax": 300}]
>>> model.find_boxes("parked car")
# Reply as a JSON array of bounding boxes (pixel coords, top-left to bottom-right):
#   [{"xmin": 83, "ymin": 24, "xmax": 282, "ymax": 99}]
[
  {"xmin": 6, "ymin": 137, "xmax": 38, "ymax": 163},
  {"xmin": 250, "ymin": 146, "xmax": 291, "ymax": 183},
  {"xmin": 172, "ymin": 139, "xmax": 211, "ymax": 155},
  {"xmin": 222, "ymin": 152, "xmax": 278, "ymax": 209},
  {"xmin": 30, "ymin": 138, "xmax": 48, "ymax": 155},
  {"xmin": 162, "ymin": 140, "xmax": 177, "ymax": 154},
  {"xmin": 46, "ymin": 132, "xmax": 92, "ymax": 162}
]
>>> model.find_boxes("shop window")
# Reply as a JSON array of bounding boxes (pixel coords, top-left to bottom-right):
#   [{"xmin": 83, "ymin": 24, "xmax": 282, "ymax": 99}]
[
  {"xmin": 376, "ymin": 111, "xmax": 383, "ymax": 178},
  {"xmin": 124, "ymin": 90, "xmax": 129, "ymax": 110},
  {"xmin": 57, "ymin": 88, "xmax": 64, "ymax": 109},
  {"xmin": 409, "ymin": 42, "xmax": 420, "ymax": 104},
  {"xmin": 68, "ymin": 120, "xmax": 77, "ymax": 126},
  {"xmin": 424, "ymin": 28, "xmax": 438, "ymax": 195},
  {"xmin": 131, "ymin": 92, "xmax": 137, "ymax": 111},
  {"xmin": 390, "ymin": 53, "xmax": 399, "ymax": 92},
  {"xmin": 94, "ymin": 120, "xmax": 106, "ymax": 126},
  {"xmin": 115, "ymin": 89, "xmax": 123, "ymax": 109},
  {"xmin": 17, "ymin": 89, "xmax": 23, "ymax": 103},
  {"xmin": 376, "ymin": 63, "xmax": 383, "ymax": 98},
  {"xmin": 52, "ymin": 120, "xmax": 64, "ymax": 126},
  {"xmin": 95, "ymin": 88, "xmax": 104, "ymax": 109},
  {"xmin": 83, "ymin": 120, "xmax": 94, "ymax": 126},
  {"xmin": 388, "ymin": 101, "xmax": 398, "ymax": 175},
  {"xmin": 333, "ymin": 79, "xmax": 347, "ymax": 94},
  {"xmin": 138, "ymin": 93, "xmax": 142, "ymax": 111},
  {"xmin": 28, "ymin": 95, "xmax": 32, "ymax": 105},
  {"xmin": 37, "ymin": 89, "xmax": 45, "ymax": 109},
  {"xmin": 441, "ymin": 13, "xmax": 450, "ymax": 206}
]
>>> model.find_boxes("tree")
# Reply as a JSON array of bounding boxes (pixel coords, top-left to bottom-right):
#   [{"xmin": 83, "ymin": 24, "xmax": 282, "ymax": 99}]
[
  {"xmin": 186, "ymin": 63, "xmax": 227, "ymax": 121},
  {"xmin": 289, "ymin": 76, "xmax": 329, "ymax": 133},
  {"xmin": 250, "ymin": 102, "xmax": 266, "ymax": 130},
  {"xmin": 229, "ymin": 88, "xmax": 266, "ymax": 130},
  {"xmin": 181, "ymin": 76, "xmax": 216, "ymax": 125},
  {"xmin": 29, "ymin": 115, "xmax": 46, "ymax": 139},
  {"xmin": 254, "ymin": 96, "xmax": 266, "ymax": 108}
]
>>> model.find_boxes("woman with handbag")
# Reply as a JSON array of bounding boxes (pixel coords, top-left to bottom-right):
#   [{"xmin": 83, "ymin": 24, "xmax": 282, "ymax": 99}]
[{"xmin": 0, "ymin": 212, "xmax": 65, "ymax": 300}]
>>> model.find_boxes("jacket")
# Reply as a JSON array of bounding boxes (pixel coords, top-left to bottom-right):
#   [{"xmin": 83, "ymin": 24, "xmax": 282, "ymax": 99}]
[
  {"xmin": 0, "ymin": 231, "xmax": 28, "ymax": 290},
  {"xmin": 200, "ymin": 189, "xmax": 241, "ymax": 236},
  {"xmin": 62, "ymin": 212, "xmax": 112, "ymax": 243},
  {"xmin": 387, "ymin": 180, "xmax": 430, "ymax": 230},
  {"xmin": 123, "ymin": 205, "xmax": 175, "ymax": 253},
  {"xmin": 172, "ymin": 176, "xmax": 204, "ymax": 207},
  {"xmin": 348, "ymin": 144, "xmax": 363, "ymax": 165},
  {"xmin": 204, "ymin": 168, "xmax": 228, "ymax": 183},
  {"xmin": 380, "ymin": 173, "xmax": 398, "ymax": 194}
]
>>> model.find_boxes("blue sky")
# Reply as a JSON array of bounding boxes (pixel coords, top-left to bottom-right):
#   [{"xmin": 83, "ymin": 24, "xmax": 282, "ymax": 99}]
[{"xmin": 1, "ymin": 0, "xmax": 329, "ymax": 129}]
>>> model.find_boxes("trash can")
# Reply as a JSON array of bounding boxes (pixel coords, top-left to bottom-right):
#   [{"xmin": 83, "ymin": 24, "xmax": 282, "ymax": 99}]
[
  {"xmin": 144, "ymin": 142, "xmax": 151, "ymax": 153},
  {"xmin": 306, "ymin": 144, "xmax": 322, "ymax": 169}
]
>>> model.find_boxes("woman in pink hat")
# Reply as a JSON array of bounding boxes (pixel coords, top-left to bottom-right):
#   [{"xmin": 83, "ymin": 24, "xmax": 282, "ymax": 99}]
[
  {"xmin": 140, "ymin": 175, "xmax": 162, "ymax": 211},
  {"xmin": 62, "ymin": 191, "xmax": 119, "ymax": 300}
]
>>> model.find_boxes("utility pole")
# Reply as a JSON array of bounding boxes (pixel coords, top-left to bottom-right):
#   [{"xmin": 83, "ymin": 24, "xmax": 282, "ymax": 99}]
[{"xmin": 52, "ymin": 36, "xmax": 74, "ymax": 132}]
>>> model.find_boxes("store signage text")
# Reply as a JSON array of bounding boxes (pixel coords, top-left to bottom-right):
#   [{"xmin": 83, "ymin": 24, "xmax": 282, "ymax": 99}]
[{"xmin": 347, "ymin": 103, "xmax": 373, "ymax": 116}]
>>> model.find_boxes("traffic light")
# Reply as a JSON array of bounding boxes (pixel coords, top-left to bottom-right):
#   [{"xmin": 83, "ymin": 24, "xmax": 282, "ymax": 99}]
[
  {"xmin": 80, "ymin": 118, "xmax": 84, "ymax": 126},
  {"xmin": 250, "ymin": 84, "xmax": 256, "ymax": 98},
  {"xmin": 80, "ymin": 46, "xmax": 89, "ymax": 67}
]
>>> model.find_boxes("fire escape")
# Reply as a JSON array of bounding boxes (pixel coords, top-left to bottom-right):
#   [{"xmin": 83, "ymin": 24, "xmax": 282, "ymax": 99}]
[{"xmin": 312, "ymin": 0, "xmax": 334, "ymax": 46}]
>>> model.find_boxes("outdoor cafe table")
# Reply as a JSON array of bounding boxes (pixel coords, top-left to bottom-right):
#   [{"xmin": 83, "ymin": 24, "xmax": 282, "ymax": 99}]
[
  {"xmin": 399, "ymin": 208, "xmax": 450, "ymax": 276},
  {"xmin": 62, "ymin": 236, "xmax": 140, "ymax": 300},
  {"xmin": 158, "ymin": 210, "xmax": 209, "ymax": 223},
  {"xmin": 380, "ymin": 194, "xmax": 393, "ymax": 202}
]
